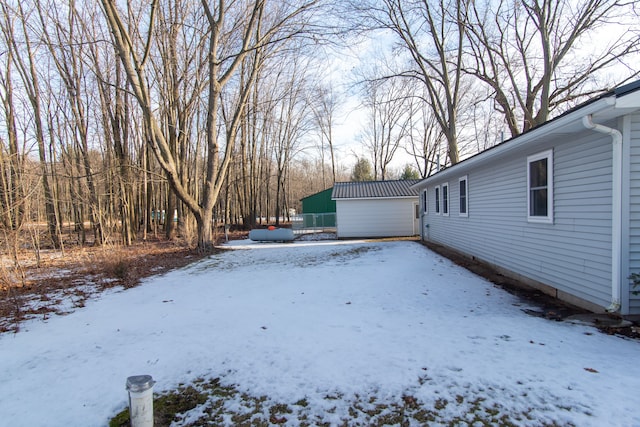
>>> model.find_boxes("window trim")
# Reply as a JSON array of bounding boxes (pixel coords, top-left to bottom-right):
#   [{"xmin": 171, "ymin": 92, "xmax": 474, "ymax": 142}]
[
  {"xmin": 435, "ymin": 186, "xmax": 440, "ymax": 214},
  {"xmin": 527, "ymin": 150, "xmax": 553, "ymax": 224},
  {"xmin": 442, "ymin": 182, "xmax": 449, "ymax": 216},
  {"xmin": 459, "ymin": 175, "xmax": 468, "ymax": 217}
]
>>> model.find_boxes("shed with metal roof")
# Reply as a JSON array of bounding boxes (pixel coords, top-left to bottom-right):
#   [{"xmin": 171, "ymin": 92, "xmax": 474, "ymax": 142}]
[{"xmin": 331, "ymin": 180, "xmax": 420, "ymax": 238}]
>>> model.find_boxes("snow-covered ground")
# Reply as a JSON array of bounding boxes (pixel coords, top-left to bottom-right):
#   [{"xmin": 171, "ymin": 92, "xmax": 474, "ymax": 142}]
[{"xmin": 0, "ymin": 239, "xmax": 638, "ymax": 426}]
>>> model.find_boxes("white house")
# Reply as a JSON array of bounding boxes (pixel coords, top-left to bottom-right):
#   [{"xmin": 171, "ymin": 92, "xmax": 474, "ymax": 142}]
[
  {"xmin": 332, "ymin": 180, "xmax": 420, "ymax": 238},
  {"xmin": 412, "ymin": 80, "xmax": 640, "ymax": 315}
]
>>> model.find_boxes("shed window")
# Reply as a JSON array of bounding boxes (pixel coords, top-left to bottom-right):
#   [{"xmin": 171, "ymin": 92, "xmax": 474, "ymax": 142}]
[
  {"xmin": 442, "ymin": 183, "xmax": 449, "ymax": 216},
  {"xmin": 527, "ymin": 150, "xmax": 553, "ymax": 223},
  {"xmin": 459, "ymin": 176, "xmax": 468, "ymax": 217},
  {"xmin": 435, "ymin": 186, "xmax": 440, "ymax": 214}
]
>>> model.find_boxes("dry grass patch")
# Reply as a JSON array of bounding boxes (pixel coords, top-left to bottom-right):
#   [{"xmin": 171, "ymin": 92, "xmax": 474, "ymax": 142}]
[{"xmin": 0, "ymin": 238, "xmax": 210, "ymax": 333}]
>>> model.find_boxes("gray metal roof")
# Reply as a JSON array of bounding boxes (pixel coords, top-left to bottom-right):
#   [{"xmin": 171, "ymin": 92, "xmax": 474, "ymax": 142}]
[{"xmin": 332, "ymin": 180, "xmax": 421, "ymax": 199}]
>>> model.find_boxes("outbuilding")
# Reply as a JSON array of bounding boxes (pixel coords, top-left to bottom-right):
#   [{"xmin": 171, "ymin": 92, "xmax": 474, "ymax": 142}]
[
  {"xmin": 300, "ymin": 187, "xmax": 336, "ymax": 228},
  {"xmin": 332, "ymin": 180, "xmax": 420, "ymax": 238},
  {"xmin": 412, "ymin": 80, "xmax": 640, "ymax": 315}
]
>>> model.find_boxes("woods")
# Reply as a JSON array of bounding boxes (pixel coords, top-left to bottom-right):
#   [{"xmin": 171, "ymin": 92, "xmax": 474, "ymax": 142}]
[{"xmin": 0, "ymin": 0, "xmax": 638, "ymax": 254}]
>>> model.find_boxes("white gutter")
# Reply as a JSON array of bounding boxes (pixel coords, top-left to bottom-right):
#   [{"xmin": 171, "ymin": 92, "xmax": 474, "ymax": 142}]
[{"xmin": 582, "ymin": 114, "xmax": 623, "ymax": 313}]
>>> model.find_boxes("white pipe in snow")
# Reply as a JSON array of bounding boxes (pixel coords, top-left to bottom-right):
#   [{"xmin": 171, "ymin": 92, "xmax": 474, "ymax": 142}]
[
  {"xmin": 582, "ymin": 114, "xmax": 623, "ymax": 313},
  {"xmin": 126, "ymin": 375, "xmax": 155, "ymax": 427}
]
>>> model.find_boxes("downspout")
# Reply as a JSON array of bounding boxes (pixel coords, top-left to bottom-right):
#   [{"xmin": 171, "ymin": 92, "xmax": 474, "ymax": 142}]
[
  {"xmin": 418, "ymin": 193, "xmax": 423, "ymax": 240},
  {"xmin": 582, "ymin": 114, "xmax": 622, "ymax": 312}
]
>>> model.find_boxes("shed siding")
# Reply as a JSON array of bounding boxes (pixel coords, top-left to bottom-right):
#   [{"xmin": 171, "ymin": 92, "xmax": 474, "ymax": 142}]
[
  {"xmin": 628, "ymin": 113, "xmax": 640, "ymax": 313},
  {"xmin": 336, "ymin": 199, "xmax": 416, "ymax": 238},
  {"xmin": 424, "ymin": 131, "xmax": 614, "ymax": 310}
]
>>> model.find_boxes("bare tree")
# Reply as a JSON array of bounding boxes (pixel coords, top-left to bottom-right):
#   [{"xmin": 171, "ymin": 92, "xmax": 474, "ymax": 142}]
[
  {"xmin": 150, "ymin": 0, "xmax": 207, "ymax": 241},
  {"xmin": 235, "ymin": 62, "xmax": 272, "ymax": 230},
  {"xmin": 100, "ymin": 0, "xmax": 321, "ymax": 250},
  {"xmin": 350, "ymin": 0, "xmax": 469, "ymax": 165},
  {"xmin": 0, "ymin": 46, "xmax": 25, "ymax": 230},
  {"xmin": 36, "ymin": 0, "xmax": 107, "ymax": 245},
  {"xmin": 1, "ymin": 2, "xmax": 62, "ymax": 248},
  {"xmin": 311, "ymin": 83, "xmax": 339, "ymax": 186},
  {"xmin": 464, "ymin": 0, "xmax": 640, "ymax": 136},
  {"xmin": 404, "ymin": 87, "xmax": 445, "ymax": 178},
  {"xmin": 360, "ymin": 77, "xmax": 410, "ymax": 180},
  {"xmin": 269, "ymin": 55, "xmax": 314, "ymax": 225}
]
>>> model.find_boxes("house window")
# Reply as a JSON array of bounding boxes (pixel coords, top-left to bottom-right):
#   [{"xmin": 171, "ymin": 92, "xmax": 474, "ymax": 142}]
[
  {"xmin": 527, "ymin": 150, "xmax": 553, "ymax": 223},
  {"xmin": 422, "ymin": 190, "xmax": 428, "ymax": 214},
  {"xmin": 442, "ymin": 183, "xmax": 449, "ymax": 216},
  {"xmin": 459, "ymin": 176, "xmax": 468, "ymax": 217},
  {"xmin": 435, "ymin": 186, "xmax": 440, "ymax": 214}
]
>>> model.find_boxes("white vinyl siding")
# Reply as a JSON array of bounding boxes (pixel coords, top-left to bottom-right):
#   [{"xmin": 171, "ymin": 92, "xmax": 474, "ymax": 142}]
[
  {"xmin": 424, "ymin": 130, "xmax": 614, "ymax": 310},
  {"xmin": 628, "ymin": 113, "xmax": 640, "ymax": 313},
  {"xmin": 336, "ymin": 198, "xmax": 418, "ymax": 238}
]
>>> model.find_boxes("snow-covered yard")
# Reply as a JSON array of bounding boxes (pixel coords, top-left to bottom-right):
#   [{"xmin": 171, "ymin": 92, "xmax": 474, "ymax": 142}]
[{"xmin": 0, "ymin": 239, "xmax": 639, "ymax": 426}]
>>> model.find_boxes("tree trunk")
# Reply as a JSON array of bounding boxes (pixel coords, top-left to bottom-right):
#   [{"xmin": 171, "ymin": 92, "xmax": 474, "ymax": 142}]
[
  {"xmin": 0, "ymin": 50, "xmax": 24, "ymax": 229},
  {"xmin": 196, "ymin": 206, "xmax": 214, "ymax": 251}
]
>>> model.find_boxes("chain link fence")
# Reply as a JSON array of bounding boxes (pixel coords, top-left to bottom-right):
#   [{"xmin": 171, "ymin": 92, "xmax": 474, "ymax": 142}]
[{"xmin": 291, "ymin": 213, "xmax": 337, "ymax": 235}]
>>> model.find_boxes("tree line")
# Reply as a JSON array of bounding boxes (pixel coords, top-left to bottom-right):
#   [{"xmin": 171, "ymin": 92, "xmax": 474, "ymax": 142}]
[{"xmin": 0, "ymin": 0, "xmax": 637, "ymax": 252}]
